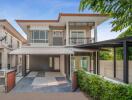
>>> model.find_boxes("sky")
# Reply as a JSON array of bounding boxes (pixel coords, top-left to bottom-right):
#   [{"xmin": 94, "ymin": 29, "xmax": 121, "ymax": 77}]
[{"xmin": 0, "ymin": 0, "xmax": 124, "ymax": 41}]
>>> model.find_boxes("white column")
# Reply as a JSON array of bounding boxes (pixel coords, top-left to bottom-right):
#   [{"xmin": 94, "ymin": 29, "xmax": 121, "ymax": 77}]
[
  {"xmin": 26, "ymin": 55, "xmax": 30, "ymax": 72},
  {"xmin": 60, "ymin": 55, "xmax": 66, "ymax": 76},
  {"xmin": 70, "ymin": 54, "xmax": 72, "ymax": 81},
  {"xmin": 66, "ymin": 22, "xmax": 69, "ymax": 46},
  {"xmin": 2, "ymin": 48, "xmax": 8, "ymax": 68},
  {"xmin": 94, "ymin": 23, "xmax": 97, "ymax": 42},
  {"xmin": 10, "ymin": 55, "xmax": 16, "ymax": 67}
]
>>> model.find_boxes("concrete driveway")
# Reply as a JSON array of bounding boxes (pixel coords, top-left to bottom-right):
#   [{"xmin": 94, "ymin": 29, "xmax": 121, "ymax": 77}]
[
  {"xmin": 11, "ymin": 71, "xmax": 72, "ymax": 93},
  {"xmin": 1, "ymin": 93, "xmax": 89, "ymax": 100}
]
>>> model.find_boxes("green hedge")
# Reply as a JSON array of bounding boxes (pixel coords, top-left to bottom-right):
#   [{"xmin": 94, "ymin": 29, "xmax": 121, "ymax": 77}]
[{"xmin": 77, "ymin": 70, "xmax": 132, "ymax": 100}]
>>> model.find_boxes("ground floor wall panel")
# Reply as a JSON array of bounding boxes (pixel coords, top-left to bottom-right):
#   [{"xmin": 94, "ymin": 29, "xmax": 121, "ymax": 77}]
[
  {"xmin": 116, "ymin": 61, "xmax": 123, "ymax": 81},
  {"xmin": 100, "ymin": 60, "xmax": 132, "ymax": 83},
  {"xmin": 129, "ymin": 61, "xmax": 132, "ymax": 83},
  {"xmin": 100, "ymin": 60, "xmax": 113, "ymax": 78}
]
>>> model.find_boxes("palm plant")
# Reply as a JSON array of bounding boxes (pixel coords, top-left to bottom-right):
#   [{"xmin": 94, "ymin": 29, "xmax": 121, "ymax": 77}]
[{"xmin": 79, "ymin": 0, "xmax": 132, "ymax": 33}]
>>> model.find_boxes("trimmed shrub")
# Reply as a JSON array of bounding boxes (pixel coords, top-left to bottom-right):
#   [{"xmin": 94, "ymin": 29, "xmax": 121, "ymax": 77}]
[{"xmin": 77, "ymin": 70, "xmax": 132, "ymax": 100}]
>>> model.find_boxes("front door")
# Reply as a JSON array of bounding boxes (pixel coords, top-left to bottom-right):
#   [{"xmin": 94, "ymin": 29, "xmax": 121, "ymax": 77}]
[{"xmin": 54, "ymin": 57, "xmax": 60, "ymax": 71}]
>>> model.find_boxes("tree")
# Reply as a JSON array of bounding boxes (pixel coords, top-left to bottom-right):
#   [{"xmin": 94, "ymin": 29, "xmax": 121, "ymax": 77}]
[
  {"xmin": 99, "ymin": 50, "xmax": 113, "ymax": 60},
  {"xmin": 118, "ymin": 27, "xmax": 132, "ymax": 38},
  {"xmin": 79, "ymin": 0, "xmax": 132, "ymax": 32},
  {"xmin": 116, "ymin": 28, "xmax": 132, "ymax": 60}
]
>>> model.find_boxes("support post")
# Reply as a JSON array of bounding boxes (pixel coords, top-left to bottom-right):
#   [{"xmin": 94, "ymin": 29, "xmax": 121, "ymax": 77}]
[
  {"xmin": 97, "ymin": 51, "xmax": 100, "ymax": 75},
  {"xmin": 93, "ymin": 52, "xmax": 96, "ymax": 74},
  {"xmin": 26, "ymin": 55, "xmax": 30, "ymax": 73},
  {"xmin": 89, "ymin": 54, "xmax": 92, "ymax": 72},
  {"xmin": 70, "ymin": 54, "xmax": 72, "ymax": 81},
  {"xmin": 123, "ymin": 41, "xmax": 129, "ymax": 83},
  {"xmin": 94, "ymin": 23, "xmax": 97, "ymax": 42},
  {"xmin": 66, "ymin": 22, "xmax": 69, "ymax": 46},
  {"xmin": 22, "ymin": 55, "xmax": 26, "ymax": 76},
  {"xmin": 113, "ymin": 47, "xmax": 116, "ymax": 78},
  {"xmin": 65, "ymin": 55, "xmax": 70, "ymax": 80}
]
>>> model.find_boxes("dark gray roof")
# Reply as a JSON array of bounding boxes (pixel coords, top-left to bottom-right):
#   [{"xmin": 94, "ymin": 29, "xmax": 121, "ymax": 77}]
[{"xmin": 75, "ymin": 36, "xmax": 132, "ymax": 49}]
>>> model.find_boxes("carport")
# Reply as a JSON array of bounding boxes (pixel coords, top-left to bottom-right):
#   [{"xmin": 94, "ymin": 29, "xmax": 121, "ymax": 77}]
[
  {"xmin": 76, "ymin": 36, "xmax": 132, "ymax": 83},
  {"xmin": 10, "ymin": 47, "xmax": 73, "ymax": 79}
]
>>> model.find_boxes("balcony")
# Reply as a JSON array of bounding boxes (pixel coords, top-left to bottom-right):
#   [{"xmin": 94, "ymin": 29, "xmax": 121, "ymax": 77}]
[
  {"xmin": 69, "ymin": 37, "xmax": 94, "ymax": 45},
  {"xmin": 30, "ymin": 39, "xmax": 65, "ymax": 47}
]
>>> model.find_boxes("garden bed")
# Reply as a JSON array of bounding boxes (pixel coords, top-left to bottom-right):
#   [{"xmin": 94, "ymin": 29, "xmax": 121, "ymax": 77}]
[{"xmin": 77, "ymin": 70, "xmax": 132, "ymax": 100}]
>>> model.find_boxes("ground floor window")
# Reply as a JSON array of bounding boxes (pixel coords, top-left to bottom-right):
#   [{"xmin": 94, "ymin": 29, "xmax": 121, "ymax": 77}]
[
  {"xmin": 80, "ymin": 56, "xmax": 89, "ymax": 71},
  {"xmin": 71, "ymin": 56, "xmax": 90, "ymax": 71}
]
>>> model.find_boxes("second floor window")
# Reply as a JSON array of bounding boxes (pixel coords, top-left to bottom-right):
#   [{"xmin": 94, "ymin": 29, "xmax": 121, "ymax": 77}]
[
  {"xmin": 31, "ymin": 30, "xmax": 48, "ymax": 43},
  {"xmin": 70, "ymin": 30, "xmax": 86, "ymax": 45}
]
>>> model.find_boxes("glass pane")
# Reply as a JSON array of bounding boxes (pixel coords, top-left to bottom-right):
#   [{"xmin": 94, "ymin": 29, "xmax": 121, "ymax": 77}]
[
  {"xmin": 33, "ymin": 30, "xmax": 39, "ymax": 39},
  {"xmin": 40, "ymin": 31, "xmax": 45, "ymax": 39},
  {"xmin": 78, "ymin": 32, "xmax": 84, "ymax": 38},
  {"xmin": 31, "ymin": 31, "xmax": 33, "ymax": 40},
  {"xmin": 71, "ymin": 32, "xmax": 77, "ymax": 38},
  {"xmin": 80, "ymin": 57, "xmax": 88, "ymax": 71},
  {"xmin": 45, "ymin": 31, "xmax": 48, "ymax": 39}
]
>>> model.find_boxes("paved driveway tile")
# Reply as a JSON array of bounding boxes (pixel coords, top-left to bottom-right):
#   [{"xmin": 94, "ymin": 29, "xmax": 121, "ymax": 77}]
[{"xmin": 11, "ymin": 72, "xmax": 72, "ymax": 93}]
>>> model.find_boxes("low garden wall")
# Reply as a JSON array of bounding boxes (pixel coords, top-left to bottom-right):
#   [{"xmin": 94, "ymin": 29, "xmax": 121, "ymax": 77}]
[
  {"xmin": 77, "ymin": 70, "xmax": 132, "ymax": 100},
  {"xmin": 100, "ymin": 60, "xmax": 132, "ymax": 83}
]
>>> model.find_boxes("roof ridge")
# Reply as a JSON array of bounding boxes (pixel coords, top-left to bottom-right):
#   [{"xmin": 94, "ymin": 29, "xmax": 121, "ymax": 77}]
[{"xmin": 16, "ymin": 13, "xmax": 108, "ymax": 22}]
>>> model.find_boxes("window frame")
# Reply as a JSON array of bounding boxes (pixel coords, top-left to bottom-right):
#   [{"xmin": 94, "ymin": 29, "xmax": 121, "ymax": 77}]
[
  {"xmin": 53, "ymin": 30, "xmax": 64, "ymax": 37},
  {"xmin": 31, "ymin": 30, "xmax": 49, "ymax": 44},
  {"xmin": 80, "ymin": 56, "xmax": 90, "ymax": 71},
  {"xmin": 70, "ymin": 30, "xmax": 86, "ymax": 45}
]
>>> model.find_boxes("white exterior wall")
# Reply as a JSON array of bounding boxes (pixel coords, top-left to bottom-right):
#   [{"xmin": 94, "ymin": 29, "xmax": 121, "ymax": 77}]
[
  {"xmin": 12, "ymin": 37, "xmax": 17, "ymax": 49},
  {"xmin": 0, "ymin": 26, "xmax": 23, "ymax": 69},
  {"xmin": 10, "ymin": 55, "xmax": 16, "ymax": 67},
  {"xmin": 1, "ymin": 48, "xmax": 8, "ymax": 68},
  {"xmin": 0, "ymin": 27, "xmax": 22, "ymax": 49}
]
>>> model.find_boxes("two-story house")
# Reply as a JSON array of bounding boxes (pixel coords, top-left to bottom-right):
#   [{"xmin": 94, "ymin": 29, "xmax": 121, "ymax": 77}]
[
  {"xmin": 0, "ymin": 20, "xmax": 26, "ymax": 72},
  {"xmin": 10, "ymin": 13, "xmax": 108, "ymax": 80}
]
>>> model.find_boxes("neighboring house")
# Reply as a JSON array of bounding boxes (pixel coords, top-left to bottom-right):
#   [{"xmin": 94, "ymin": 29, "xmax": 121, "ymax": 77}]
[
  {"xmin": 10, "ymin": 13, "xmax": 108, "ymax": 80},
  {"xmin": 0, "ymin": 20, "xmax": 26, "ymax": 72}
]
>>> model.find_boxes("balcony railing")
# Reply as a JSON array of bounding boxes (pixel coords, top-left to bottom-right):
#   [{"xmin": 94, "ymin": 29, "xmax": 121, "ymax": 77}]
[
  {"xmin": 69, "ymin": 37, "xmax": 94, "ymax": 45},
  {"xmin": 31, "ymin": 39, "xmax": 48, "ymax": 43}
]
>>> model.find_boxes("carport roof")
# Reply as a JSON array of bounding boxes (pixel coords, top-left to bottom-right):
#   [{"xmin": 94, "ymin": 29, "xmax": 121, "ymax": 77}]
[
  {"xmin": 9, "ymin": 47, "xmax": 94, "ymax": 55},
  {"xmin": 75, "ymin": 36, "xmax": 132, "ymax": 49},
  {"xmin": 10, "ymin": 47, "xmax": 73, "ymax": 55}
]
